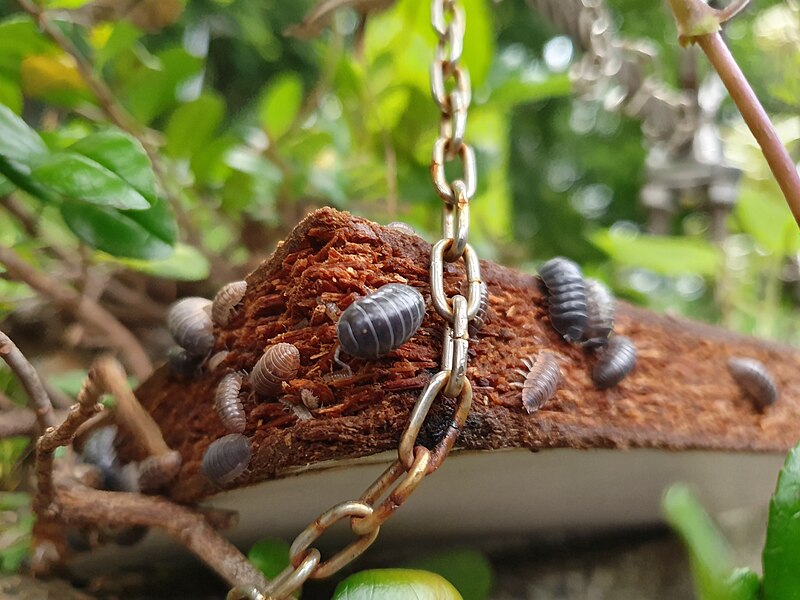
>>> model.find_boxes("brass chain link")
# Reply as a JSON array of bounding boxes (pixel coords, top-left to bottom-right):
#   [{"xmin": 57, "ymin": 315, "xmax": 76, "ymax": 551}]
[{"xmin": 227, "ymin": 2, "xmax": 481, "ymax": 598}]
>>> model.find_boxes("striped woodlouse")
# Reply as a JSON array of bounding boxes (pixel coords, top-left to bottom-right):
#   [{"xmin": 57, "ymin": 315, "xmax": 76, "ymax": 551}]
[
  {"xmin": 538, "ymin": 257, "xmax": 588, "ymax": 343},
  {"xmin": 215, "ymin": 372, "xmax": 246, "ymax": 433},
  {"xmin": 582, "ymin": 278, "xmax": 615, "ymax": 349},
  {"xmin": 592, "ymin": 335, "xmax": 637, "ymax": 389},
  {"xmin": 514, "ymin": 351, "xmax": 561, "ymax": 413},
  {"xmin": 727, "ymin": 357, "xmax": 778, "ymax": 409},
  {"xmin": 167, "ymin": 297, "xmax": 214, "ymax": 356},
  {"xmin": 212, "ymin": 281, "xmax": 247, "ymax": 327},
  {"xmin": 250, "ymin": 343, "xmax": 300, "ymax": 396},
  {"xmin": 201, "ymin": 434, "xmax": 251, "ymax": 486},
  {"xmin": 137, "ymin": 450, "xmax": 182, "ymax": 494},
  {"xmin": 386, "ymin": 221, "xmax": 417, "ymax": 235},
  {"xmin": 469, "ymin": 281, "xmax": 490, "ymax": 337},
  {"xmin": 336, "ymin": 283, "xmax": 425, "ymax": 359}
]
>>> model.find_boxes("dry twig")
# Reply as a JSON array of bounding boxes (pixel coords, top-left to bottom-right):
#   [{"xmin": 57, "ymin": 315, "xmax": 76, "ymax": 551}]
[
  {"xmin": 0, "ymin": 408, "xmax": 37, "ymax": 438},
  {"xmin": 0, "ymin": 330, "xmax": 56, "ymax": 430}
]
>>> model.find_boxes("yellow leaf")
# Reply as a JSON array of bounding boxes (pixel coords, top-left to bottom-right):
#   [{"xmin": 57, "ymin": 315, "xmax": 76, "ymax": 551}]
[{"xmin": 21, "ymin": 54, "xmax": 91, "ymax": 105}]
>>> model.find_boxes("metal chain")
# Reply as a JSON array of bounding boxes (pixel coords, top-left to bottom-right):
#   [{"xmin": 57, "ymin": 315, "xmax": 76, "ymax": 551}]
[
  {"xmin": 227, "ymin": 2, "xmax": 481, "ymax": 598},
  {"xmin": 526, "ymin": 0, "xmax": 698, "ymax": 150}
]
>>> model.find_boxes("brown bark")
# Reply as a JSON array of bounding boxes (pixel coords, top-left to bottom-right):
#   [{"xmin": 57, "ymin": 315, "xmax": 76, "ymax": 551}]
[{"xmin": 126, "ymin": 208, "xmax": 800, "ymax": 503}]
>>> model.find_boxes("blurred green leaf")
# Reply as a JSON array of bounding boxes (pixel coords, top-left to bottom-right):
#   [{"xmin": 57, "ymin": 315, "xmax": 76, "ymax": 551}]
[
  {"xmin": 462, "ymin": 0, "xmax": 494, "ymax": 88},
  {"xmin": 763, "ymin": 443, "xmax": 800, "ymax": 600},
  {"xmin": 166, "ymin": 93, "xmax": 225, "ymax": 158},
  {"xmin": 663, "ymin": 484, "xmax": 759, "ymax": 600},
  {"xmin": 32, "ymin": 152, "xmax": 151, "ymax": 210},
  {"xmin": 407, "ymin": 549, "xmax": 492, "ymax": 600},
  {"xmin": 0, "ymin": 103, "xmax": 48, "ymax": 162},
  {"xmin": 259, "ymin": 72, "xmax": 303, "ymax": 140},
  {"xmin": 488, "ymin": 73, "xmax": 572, "ymax": 107},
  {"xmin": 106, "ymin": 243, "xmax": 210, "ymax": 281},
  {"xmin": 47, "ymin": 370, "xmax": 88, "ymax": 398},
  {"xmin": 0, "ymin": 78, "xmax": 22, "ymax": 115},
  {"xmin": 69, "ymin": 130, "xmax": 157, "ymax": 202},
  {"xmin": 736, "ymin": 185, "xmax": 800, "ymax": 256},
  {"xmin": 332, "ymin": 569, "xmax": 463, "ymax": 600},
  {"xmin": 248, "ymin": 538, "xmax": 291, "ymax": 580},
  {"xmin": 60, "ymin": 198, "xmax": 175, "ymax": 259},
  {"xmin": 592, "ymin": 230, "xmax": 720, "ymax": 276}
]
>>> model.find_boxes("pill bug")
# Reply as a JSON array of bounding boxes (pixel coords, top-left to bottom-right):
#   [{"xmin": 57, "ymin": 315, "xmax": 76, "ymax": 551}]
[
  {"xmin": 386, "ymin": 221, "xmax": 417, "ymax": 235},
  {"xmin": 215, "ymin": 372, "xmax": 246, "ymax": 433},
  {"xmin": 337, "ymin": 283, "xmax": 426, "ymax": 359},
  {"xmin": 468, "ymin": 281, "xmax": 490, "ymax": 337},
  {"xmin": 514, "ymin": 351, "xmax": 561, "ymax": 413},
  {"xmin": 300, "ymin": 389, "xmax": 320, "ymax": 410},
  {"xmin": 167, "ymin": 297, "xmax": 214, "ymax": 356},
  {"xmin": 582, "ymin": 278, "xmax": 615, "ymax": 349},
  {"xmin": 138, "ymin": 450, "xmax": 182, "ymax": 494},
  {"xmin": 80, "ymin": 425, "xmax": 125, "ymax": 492},
  {"xmin": 207, "ymin": 350, "xmax": 230, "ymax": 372},
  {"xmin": 592, "ymin": 335, "xmax": 637, "ymax": 390},
  {"xmin": 202, "ymin": 434, "xmax": 251, "ymax": 486},
  {"xmin": 250, "ymin": 343, "xmax": 300, "ymax": 396},
  {"xmin": 538, "ymin": 257, "xmax": 588, "ymax": 343},
  {"xmin": 166, "ymin": 346, "xmax": 201, "ymax": 378},
  {"xmin": 212, "ymin": 280, "xmax": 247, "ymax": 327},
  {"xmin": 727, "ymin": 357, "xmax": 778, "ymax": 409}
]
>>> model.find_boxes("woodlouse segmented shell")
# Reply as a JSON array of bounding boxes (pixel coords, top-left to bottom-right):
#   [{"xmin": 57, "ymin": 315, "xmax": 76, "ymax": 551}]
[
  {"xmin": 201, "ymin": 434, "xmax": 251, "ymax": 486},
  {"xmin": 518, "ymin": 351, "xmax": 561, "ymax": 413},
  {"xmin": 215, "ymin": 372, "xmax": 246, "ymax": 433},
  {"xmin": 538, "ymin": 257, "xmax": 588, "ymax": 343},
  {"xmin": 250, "ymin": 343, "xmax": 300, "ymax": 396},
  {"xmin": 386, "ymin": 221, "xmax": 417, "ymax": 235},
  {"xmin": 166, "ymin": 346, "xmax": 200, "ymax": 378},
  {"xmin": 469, "ymin": 281, "xmax": 490, "ymax": 337},
  {"xmin": 337, "ymin": 283, "xmax": 426, "ymax": 359},
  {"xmin": 592, "ymin": 335, "xmax": 637, "ymax": 390},
  {"xmin": 138, "ymin": 450, "xmax": 182, "ymax": 494},
  {"xmin": 212, "ymin": 281, "xmax": 247, "ymax": 326},
  {"xmin": 727, "ymin": 357, "xmax": 778, "ymax": 409},
  {"xmin": 582, "ymin": 278, "xmax": 615, "ymax": 349},
  {"xmin": 167, "ymin": 297, "xmax": 214, "ymax": 356}
]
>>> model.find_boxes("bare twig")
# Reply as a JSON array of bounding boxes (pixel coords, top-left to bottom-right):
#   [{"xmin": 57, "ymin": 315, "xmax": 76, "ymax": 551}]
[
  {"xmin": 0, "ymin": 244, "xmax": 153, "ymax": 379},
  {"xmin": 0, "ymin": 407, "xmax": 37, "ymax": 438},
  {"xmin": 0, "ymin": 330, "xmax": 56, "ymax": 430},
  {"xmin": 56, "ymin": 485, "xmax": 268, "ymax": 590}
]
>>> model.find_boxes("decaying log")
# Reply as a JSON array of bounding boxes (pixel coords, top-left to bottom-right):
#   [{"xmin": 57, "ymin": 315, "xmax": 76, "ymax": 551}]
[{"xmin": 125, "ymin": 208, "xmax": 800, "ymax": 503}]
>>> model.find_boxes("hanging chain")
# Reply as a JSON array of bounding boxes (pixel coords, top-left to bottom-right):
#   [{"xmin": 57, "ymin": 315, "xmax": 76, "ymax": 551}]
[{"xmin": 227, "ymin": 2, "xmax": 480, "ymax": 598}]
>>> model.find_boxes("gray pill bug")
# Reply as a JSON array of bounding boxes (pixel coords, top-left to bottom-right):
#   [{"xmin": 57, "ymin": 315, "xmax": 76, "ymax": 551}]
[
  {"xmin": 469, "ymin": 282, "xmax": 490, "ymax": 337},
  {"xmin": 215, "ymin": 372, "xmax": 246, "ymax": 433},
  {"xmin": 582, "ymin": 278, "xmax": 615, "ymax": 349},
  {"xmin": 166, "ymin": 346, "xmax": 201, "ymax": 378},
  {"xmin": 513, "ymin": 351, "xmax": 561, "ymax": 413},
  {"xmin": 250, "ymin": 343, "xmax": 300, "ymax": 396},
  {"xmin": 386, "ymin": 221, "xmax": 417, "ymax": 235},
  {"xmin": 81, "ymin": 426, "xmax": 139, "ymax": 492},
  {"xmin": 201, "ymin": 433, "xmax": 251, "ymax": 486},
  {"xmin": 212, "ymin": 281, "xmax": 247, "ymax": 327},
  {"xmin": 592, "ymin": 335, "xmax": 637, "ymax": 390},
  {"xmin": 138, "ymin": 450, "xmax": 182, "ymax": 494},
  {"xmin": 167, "ymin": 297, "xmax": 214, "ymax": 356},
  {"xmin": 538, "ymin": 257, "xmax": 588, "ymax": 343},
  {"xmin": 337, "ymin": 283, "xmax": 426, "ymax": 359},
  {"xmin": 727, "ymin": 357, "xmax": 778, "ymax": 409}
]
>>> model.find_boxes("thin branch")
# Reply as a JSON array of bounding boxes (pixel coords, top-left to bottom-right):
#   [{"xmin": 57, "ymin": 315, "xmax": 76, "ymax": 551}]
[
  {"xmin": 0, "ymin": 330, "xmax": 56, "ymax": 430},
  {"xmin": 0, "ymin": 407, "xmax": 37, "ymax": 438},
  {"xmin": 0, "ymin": 243, "xmax": 153, "ymax": 379}
]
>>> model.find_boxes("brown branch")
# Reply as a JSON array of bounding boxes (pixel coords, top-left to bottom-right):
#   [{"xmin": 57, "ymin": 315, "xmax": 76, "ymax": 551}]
[
  {"xmin": 0, "ymin": 407, "xmax": 37, "ymax": 438},
  {"xmin": 55, "ymin": 485, "xmax": 268, "ymax": 590},
  {"xmin": 0, "ymin": 244, "xmax": 153, "ymax": 380},
  {"xmin": 0, "ymin": 330, "xmax": 56, "ymax": 430}
]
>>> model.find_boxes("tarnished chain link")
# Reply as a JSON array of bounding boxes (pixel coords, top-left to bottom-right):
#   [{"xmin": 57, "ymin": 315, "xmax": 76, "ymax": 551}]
[{"xmin": 230, "ymin": 2, "xmax": 482, "ymax": 598}]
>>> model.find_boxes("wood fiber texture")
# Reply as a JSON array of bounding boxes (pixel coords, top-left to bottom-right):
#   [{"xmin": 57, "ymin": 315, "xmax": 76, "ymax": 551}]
[{"xmin": 128, "ymin": 208, "xmax": 800, "ymax": 503}]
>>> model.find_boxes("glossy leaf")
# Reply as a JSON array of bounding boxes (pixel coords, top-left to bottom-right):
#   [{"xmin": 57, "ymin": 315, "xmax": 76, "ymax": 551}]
[
  {"xmin": 60, "ymin": 198, "xmax": 175, "ymax": 259},
  {"xmin": 332, "ymin": 569, "xmax": 463, "ymax": 600},
  {"xmin": 0, "ymin": 103, "xmax": 47, "ymax": 163},
  {"xmin": 165, "ymin": 93, "xmax": 225, "ymax": 158},
  {"xmin": 407, "ymin": 549, "xmax": 492, "ymax": 600},
  {"xmin": 69, "ymin": 130, "xmax": 157, "ymax": 203},
  {"xmin": 31, "ymin": 152, "xmax": 151, "ymax": 210},
  {"xmin": 248, "ymin": 538, "xmax": 291, "ymax": 580},
  {"xmin": 259, "ymin": 72, "xmax": 303, "ymax": 140},
  {"xmin": 762, "ymin": 443, "xmax": 800, "ymax": 600},
  {"xmin": 592, "ymin": 230, "xmax": 719, "ymax": 276},
  {"xmin": 107, "ymin": 243, "xmax": 210, "ymax": 281}
]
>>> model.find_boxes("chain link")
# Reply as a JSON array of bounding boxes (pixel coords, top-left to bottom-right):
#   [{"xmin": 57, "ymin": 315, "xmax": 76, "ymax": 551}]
[{"xmin": 231, "ymin": 2, "xmax": 482, "ymax": 597}]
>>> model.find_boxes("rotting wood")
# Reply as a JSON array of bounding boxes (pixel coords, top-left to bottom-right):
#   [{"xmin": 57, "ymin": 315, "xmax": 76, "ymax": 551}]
[{"xmin": 124, "ymin": 208, "xmax": 800, "ymax": 503}]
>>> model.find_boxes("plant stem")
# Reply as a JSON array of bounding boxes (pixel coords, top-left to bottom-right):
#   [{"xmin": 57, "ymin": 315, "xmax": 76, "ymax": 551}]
[
  {"xmin": 695, "ymin": 32, "xmax": 800, "ymax": 228},
  {"xmin": 0, "ymin": 330, "xmax": 56, "ymax": 430}
]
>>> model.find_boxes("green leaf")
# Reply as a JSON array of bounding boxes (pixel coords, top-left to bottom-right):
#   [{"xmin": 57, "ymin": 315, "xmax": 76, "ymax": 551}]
[
  {"xmin": 663, "ymin": 484, "xmax": 759, "ymax": 600},
  {"xmin": 60, "ymin": 198, "xmax": 176, "ymax": 259},
  {"xmin": 591, "ymin": 229, "xmax": 719, "ymax": 276},
  {"xmin": 248, "ymin": 538, "xmax": 291, "ymax": 580},
  {"xmin": 461, "ymin": 0, "xmax": 494, "ymax": 87},
  {"xmin": 736, "ymin": 185, "xmax": 800, "ymax": 256},
  {"xmin": 763, "ymin": 443, "xmax": 800, "ymax": 600},
  {"xmin": 47, "ymin": 370, "xmax": 88, "ymax": 397},
  {"xmin": 489, "ymin": 73, "xmax": 572, "ymax": 107},
  {"xmin": 69, "ymin": 130, "xmax": 157, "ymax": 203},
  {"xmin": 165, "ymin": 93, "xmax": 225, "ymax": 158},
  {"xmin": 107, "ymin": 243, "xmax": 209, "ymax": 281},
  {"xmin": 332, "ymin": 569, "xmax": 463, "ymax": 600},
  {"xmin": 32, "ymin": 152, "xmax": 151, "ymax": 210},
  {"xmin": 258, "ymin": 73, "xmax": 303, "ymax": 139},
  {"xmin": 0, "ymin": 103, "xmax": 48, "ymax": 163},
  {"xmin": 407, "ymin": 549, "xmax": 492, "ymax": 600}
]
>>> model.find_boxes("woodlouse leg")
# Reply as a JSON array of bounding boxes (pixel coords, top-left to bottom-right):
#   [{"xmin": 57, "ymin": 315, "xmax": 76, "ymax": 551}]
[{"xmin": 332, "ymin": 346, "xmax": 353, "ymax": 379}]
